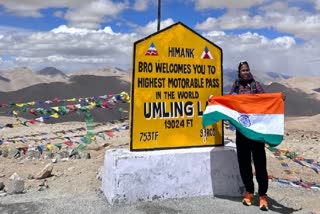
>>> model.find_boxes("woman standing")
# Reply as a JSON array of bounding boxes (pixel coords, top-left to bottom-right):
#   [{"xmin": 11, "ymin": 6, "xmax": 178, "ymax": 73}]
[{"xmin": 229, "ymin": 61, "xmax": 269, "ymax": 211}]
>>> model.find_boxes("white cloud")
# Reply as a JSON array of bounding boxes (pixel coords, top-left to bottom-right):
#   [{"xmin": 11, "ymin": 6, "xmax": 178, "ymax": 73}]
[
  {"xmin": 195, "ymin": 13, "xmax": 265, "ymax": 31},
  {"xmin": 54, "ymin": 10, "xmax": 64, "ymax": 18},
  {"xmin": 0, "ymin": 18, "xmax": 175, "ymax": 72},
  {"xmin": 204, "ymin": 31, "xmax": 225, "ymax": 37},
  {"xmin": 191, "ymin": 0, "xmax": 267, "ymax": 10},
  {"xmin": 203, "ymin": 30, "xmax": 319, "ymax": 76},
  {"xmin": 0, "ymin": 56, "xmax": 16, "ymax": 71},
  {"xmin": 195, "ymin": 2, "xmax": 320, "ymax": 40},
  {"xmin": 0, "ymin": 0, "xmax": 86, "ymax": 17},
  {"xmin": 0, "ymin": 0, "xmax": 128, "ymax": 29},
  {"xmin": 133, "ymin": 0, "xmax": 149, "ymax": 11},
  {"xmin": 0, "ymin": 25, "xmax": 139, "ymax": 72},
  {"xmin": 1, "ymin": 21, "xmax": 318, "ymax": 76},
  {"xmin": 51, "ymin": 25, "xmax": 120, "ymax": 36},
  {"xmin": 260, "ymin": 2, "xmax": 320, "ymax": 39},
  {"xmin": 64, "ymin": 1, "xmax": 128, "ymax": 29},
  {"xmin": 270, "ymin": 36, "xmax": 296, "ymax": 49},
  {"xmin": 315, "ymin": 0, "xmax": 320, "ymax": 10},
  {"xmin": 274, "ymin": 14, "xmax": 320, "ymax": 39},
  {"xmin": 0, "ymin": 0, "xmax": 319, "ymax": 76},
  {"xmin": 259, "ymin": 1, "xmax": 289, "ymax": 12},
  {"xmin": 135, "ymin": 18, "xmax": 175, "ymax": 36}
]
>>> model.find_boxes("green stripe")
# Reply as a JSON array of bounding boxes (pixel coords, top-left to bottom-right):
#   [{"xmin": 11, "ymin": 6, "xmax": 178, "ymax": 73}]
[{"xmin": 203, "ymin": 111, "xmax": 283, "ymax": 147}]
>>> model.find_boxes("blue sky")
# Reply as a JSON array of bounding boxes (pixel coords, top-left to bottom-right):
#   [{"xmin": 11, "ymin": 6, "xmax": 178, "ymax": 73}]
[{"xmin": 0, "ymin": 0, "xmax": 320, "ymax": 76}]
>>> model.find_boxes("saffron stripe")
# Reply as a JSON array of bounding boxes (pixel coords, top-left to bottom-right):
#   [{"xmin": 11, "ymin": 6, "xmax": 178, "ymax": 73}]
[{"xmin": 207, "ymin": 92, "xmax": 284, "ymax": 114}]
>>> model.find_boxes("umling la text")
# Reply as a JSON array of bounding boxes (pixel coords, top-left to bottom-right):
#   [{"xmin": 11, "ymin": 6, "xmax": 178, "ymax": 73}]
[{"xmin": 144, "ymin": 101, "xmax": 204, "ymax": 119}]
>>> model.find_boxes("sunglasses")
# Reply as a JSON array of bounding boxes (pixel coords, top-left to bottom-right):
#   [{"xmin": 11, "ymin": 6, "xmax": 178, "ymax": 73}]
[{"xmin": 239, "ymin": 61, "xmax": 248, "ymax": 65}]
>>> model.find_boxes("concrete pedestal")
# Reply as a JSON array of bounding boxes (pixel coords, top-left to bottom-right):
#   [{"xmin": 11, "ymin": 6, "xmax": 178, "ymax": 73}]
[{"xmin": 102, "ymin": 146, "xmax": 244, "ymax": 204}]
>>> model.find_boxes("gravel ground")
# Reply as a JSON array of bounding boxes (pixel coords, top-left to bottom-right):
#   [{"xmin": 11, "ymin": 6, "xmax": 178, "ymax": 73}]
[
  {"xmin": 0, "ymin": 117, "xmax": 319, "ymax": 214},
  {"xmin": 0, "ymin": 175, "xmax": 318, "ymax": 214}
]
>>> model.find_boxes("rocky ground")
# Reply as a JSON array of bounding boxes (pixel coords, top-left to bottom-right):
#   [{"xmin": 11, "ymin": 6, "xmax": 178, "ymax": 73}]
[{"xmin": 0, "ymin": 116, "xmax": 319, "ymax": 213}]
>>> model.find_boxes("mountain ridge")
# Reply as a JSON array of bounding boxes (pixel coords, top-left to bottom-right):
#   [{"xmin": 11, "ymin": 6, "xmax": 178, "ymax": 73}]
[
  {"xmin": 0, "ymin": 66, "xmax": 319, "ymax": 118},
  {"xmin": 36, "ymin": 67, "xmax": 68, "ymax": 78}
]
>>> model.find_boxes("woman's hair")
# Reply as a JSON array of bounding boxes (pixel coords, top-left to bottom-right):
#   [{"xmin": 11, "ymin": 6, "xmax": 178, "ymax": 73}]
[{"xmin": 238, "ymin": 61, "xmax": 250, "ymax": 78}]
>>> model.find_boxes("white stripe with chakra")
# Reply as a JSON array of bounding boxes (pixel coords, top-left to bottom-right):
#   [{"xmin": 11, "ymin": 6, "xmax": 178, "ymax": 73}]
[{"xmin": 204, "ymin": 104, "xmax": 284, "ymax": 135}]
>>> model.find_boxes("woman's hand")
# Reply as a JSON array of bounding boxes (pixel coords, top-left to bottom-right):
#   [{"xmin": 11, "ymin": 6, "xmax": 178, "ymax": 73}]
[
  {"xmin": 282, "ymin": 93, "xmax": 286, "ymax": 101},
  {"xmin": 206, "ymin": 94, "xmax": 214, "ymax": 107}
]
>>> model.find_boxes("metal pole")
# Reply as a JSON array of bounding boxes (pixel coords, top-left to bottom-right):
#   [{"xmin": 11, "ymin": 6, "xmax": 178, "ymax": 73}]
[{"xmin": 157, "ymin": 0, "xmax": 161, "ymax": 31}]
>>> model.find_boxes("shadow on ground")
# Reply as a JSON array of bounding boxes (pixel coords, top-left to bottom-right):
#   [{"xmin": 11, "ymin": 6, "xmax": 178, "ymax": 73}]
[{"xmin": 216, "ymin": 195, "xmax": 302, "ymax": 214}]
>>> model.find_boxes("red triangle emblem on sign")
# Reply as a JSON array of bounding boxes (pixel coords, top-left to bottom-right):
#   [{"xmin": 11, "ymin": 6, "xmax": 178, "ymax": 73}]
[
  {"xmin": 201, "ymin": 46, "xmax": 213, "ymax": 59},
  {"xmin": 145, "ymin": 42, "xmax": 158, "ymax": 56}
]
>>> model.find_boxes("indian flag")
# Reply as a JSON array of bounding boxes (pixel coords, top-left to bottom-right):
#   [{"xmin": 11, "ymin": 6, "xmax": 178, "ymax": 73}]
[{"xmin": 202, "ymin": 92, "xmax": 284, "ymax": 147}]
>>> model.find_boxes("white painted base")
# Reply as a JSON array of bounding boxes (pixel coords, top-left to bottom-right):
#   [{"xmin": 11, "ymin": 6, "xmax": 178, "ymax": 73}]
[{"xmin": 102, "ymin": 146, "xmax": 244, "ymax": 204}]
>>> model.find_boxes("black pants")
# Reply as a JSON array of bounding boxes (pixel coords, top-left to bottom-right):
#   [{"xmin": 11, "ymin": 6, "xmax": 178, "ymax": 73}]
[{"xmin": 236, "ymin": 131, "xmax": 268, "ymax": 196}]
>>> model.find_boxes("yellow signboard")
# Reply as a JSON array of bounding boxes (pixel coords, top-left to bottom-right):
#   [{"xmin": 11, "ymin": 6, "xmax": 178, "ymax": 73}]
[{"xmin": 130, "ymin": 22, "xmax": 223, "ymax": 151}]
